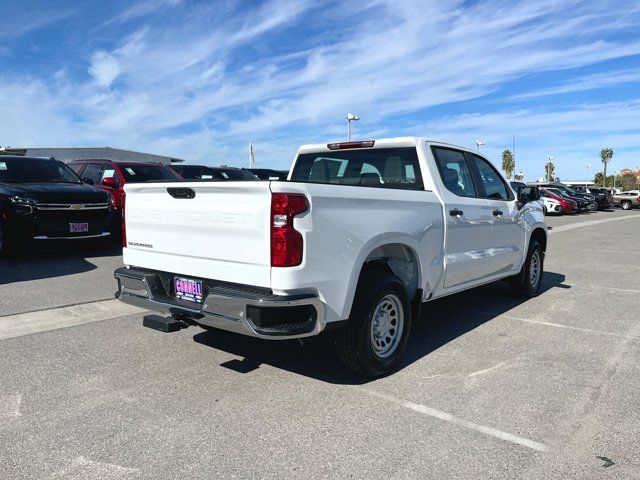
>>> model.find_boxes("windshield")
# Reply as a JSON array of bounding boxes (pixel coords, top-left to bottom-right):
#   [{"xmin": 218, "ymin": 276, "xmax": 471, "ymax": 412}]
[
  {"xmin": 0, "ymin": 157, "xmax": 82, "ymax": 184},
  {"xmin": 119, "ymin": 164, "xmax": 181, "ymax": 183},
  {"xmin": 290, "ymin": 147, "xmax": 423, "ymax": 190}
]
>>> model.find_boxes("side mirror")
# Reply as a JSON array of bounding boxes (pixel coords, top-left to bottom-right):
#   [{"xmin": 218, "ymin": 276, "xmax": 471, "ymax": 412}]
[
  {"xmin": 102, "ymin": 177, "xmax": 118, "ymax": 187},
  {"xmin": 518, "ymin": 186, "xmax": 540, "ymax": 204},
  {"xmin": 82, "ymin": 177, "xmax": 94, "ymax": 185}
]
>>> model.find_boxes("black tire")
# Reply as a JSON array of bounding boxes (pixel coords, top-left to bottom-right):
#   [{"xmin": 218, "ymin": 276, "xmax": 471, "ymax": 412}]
[
  {"xmin": 621, "ymin": 201, "xmax": 631, "ymax": 210},
  {"xmin": 509, "ymin": 239, "xmax": 544, "ymax": 298},
  {"xmin": 0, "ymin": 221, "xmax": 16, "ymax": 258},
  {"xmin": 336, "ymin": 273, "xmax": 411, "ymax": 378}
]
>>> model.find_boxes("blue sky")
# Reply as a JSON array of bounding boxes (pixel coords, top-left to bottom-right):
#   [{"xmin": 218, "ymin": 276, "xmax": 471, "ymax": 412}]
[{"xmin": 1, "ymin": 0, "xmax": 639, "ymax": 181}]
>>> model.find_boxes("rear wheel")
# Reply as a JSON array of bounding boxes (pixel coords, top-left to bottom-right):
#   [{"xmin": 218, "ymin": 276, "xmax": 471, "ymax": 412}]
[
  {"xmin": 621, "ymin": 201, "xmax": 632, "ymax": 210},
  {"xmin": 336, "ymin": 273, "xmax": 411, "ymax": 377},
  {"xmin": 510, "ymin": 239, "xmax": 544, "ymax": 298}
]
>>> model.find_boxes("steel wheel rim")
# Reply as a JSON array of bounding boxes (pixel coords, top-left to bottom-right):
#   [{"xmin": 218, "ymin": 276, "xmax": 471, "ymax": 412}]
[
  {"xmin": 530, "ymin": 251, "xmax": 541, "ymax": 288},
  {"xmin": 370, "ymin": 294, "xmax": 404, "ymax": 359}
]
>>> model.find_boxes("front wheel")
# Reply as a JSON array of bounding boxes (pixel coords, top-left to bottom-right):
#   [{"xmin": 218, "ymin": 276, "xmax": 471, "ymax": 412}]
[
  {"xmin": 621, "ymin": 201, "xmax": 632, "ymax": 210},
  {"xmin": 510, "ymin": 240, "xmax": 544, "ymax": 298},
  {"xmin": 336, "ymin": 273, "xmax": 411, "ymax": 378}
]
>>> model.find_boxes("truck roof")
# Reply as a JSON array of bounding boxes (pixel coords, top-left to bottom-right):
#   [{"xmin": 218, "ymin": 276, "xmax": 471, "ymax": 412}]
[{"xmin": 297, "ymin": 137, "xmax": 472, "ymax": 154}]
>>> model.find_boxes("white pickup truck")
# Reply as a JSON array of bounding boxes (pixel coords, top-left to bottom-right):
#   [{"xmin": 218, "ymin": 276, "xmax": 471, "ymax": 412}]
[{"xmin": 115, "ymin": 138, "xmax": 547, "ymax": 377}]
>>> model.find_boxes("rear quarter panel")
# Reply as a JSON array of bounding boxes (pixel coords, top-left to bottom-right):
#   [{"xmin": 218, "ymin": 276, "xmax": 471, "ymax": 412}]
[{"xmin": 270, "ymin": 182, "xmax": 444, "ymax": 323}]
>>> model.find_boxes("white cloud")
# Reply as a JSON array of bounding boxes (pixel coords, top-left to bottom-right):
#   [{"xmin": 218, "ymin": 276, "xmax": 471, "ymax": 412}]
[
  {"xmin": 88, "ymin": 51, "xmax": 122, "ymax": 87},
  {"xmin": 105, "ymin": 0, "xmax": 184, "ymax": 25},
  {"xmin": 510, "ymin": 68, "xmax": 640, "ymax": 100}
]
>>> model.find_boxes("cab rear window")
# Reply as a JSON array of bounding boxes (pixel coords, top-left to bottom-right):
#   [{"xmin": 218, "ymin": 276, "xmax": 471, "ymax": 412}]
[{"xmin": 290, "ymin": 147, "xmax": 423, "ymax": 190}]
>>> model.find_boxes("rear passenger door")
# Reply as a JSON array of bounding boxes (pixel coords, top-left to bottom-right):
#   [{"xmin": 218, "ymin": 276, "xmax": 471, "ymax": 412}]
[
  {"xmin": 467, "ymin": 153, "xmax": 524, "ymax": 275},
  {"xmin": 431, "ymin": 147, "xmax": 494, "ymax": 289}
]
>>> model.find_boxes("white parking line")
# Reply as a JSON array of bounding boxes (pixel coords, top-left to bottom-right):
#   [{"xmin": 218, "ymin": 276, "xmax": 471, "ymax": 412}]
[
  {"xmin": 0, "ymin": 392, "xmax": 22, "ymax": 418},
  {"xmin": 363, "ymin": 389, "xmax": 548, "ymax": 452},
  {"xmin": 450, "ymin": 306, "xmax": 624, "ymax": 338},
  {"xmin": 468, "ymin": 361, "xmax": 507, "ymax": 377},
  {"xmin": 549, "ymin": 213, "xmax": 640, "ymax": 234},
  {"xmin": 52, "ymin": 457, "xmax": 140, "ymax": 479},
  {"xmin": 590, "ymin": 285, "xmax": 640, "ymax": 294},
  {"xmin": 510, "ymin": 317, "xmax": 624, "ymax": 338},
  {"xmin": 0, "ymin": 299, "xmax": 145, "ymax": 341}
]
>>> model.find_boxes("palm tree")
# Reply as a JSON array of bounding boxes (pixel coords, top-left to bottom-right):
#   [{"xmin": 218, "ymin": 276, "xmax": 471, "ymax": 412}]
[
  {"xmin": 501, "ymin": 150, "xmax": 515, "ymax": 180},
  {"xmin": 600, "ymin": 148, "xmax": 614, "ymax": 187},
  {"xmin": 545, "ymin": 162, "xmax": 555, "ymax": 182}
]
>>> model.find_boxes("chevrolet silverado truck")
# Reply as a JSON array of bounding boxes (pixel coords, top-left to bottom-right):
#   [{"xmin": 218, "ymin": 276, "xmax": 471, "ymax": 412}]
[{"xmin": 115, "ymin": 138, "xmax": 547, "ymax": 377}]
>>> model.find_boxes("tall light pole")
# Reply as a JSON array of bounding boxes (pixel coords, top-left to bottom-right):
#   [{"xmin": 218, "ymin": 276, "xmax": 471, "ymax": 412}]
[
  {"xmin": 585, "ymin": 163, "xmax": 591, "ymax": 184},
  {"xmin": 475, "ymin": 140, "xmax": 485, "ymax": 151},
  {"xmin": 613, "ymin": 170, "xmax": 618, "ymax": 189},
  {"xmin": 547, "ymin": 155, "xmax": 555, "ymax": 182},
  {"xmin": 347, "ymin": 113, "xmax": 359, "ymax": 141}
]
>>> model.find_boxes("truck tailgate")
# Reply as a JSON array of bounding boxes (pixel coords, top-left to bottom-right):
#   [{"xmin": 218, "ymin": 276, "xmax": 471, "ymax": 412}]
[{"xmin": 122, "ymin": 181, "xmax": 272, "ymax": 287}]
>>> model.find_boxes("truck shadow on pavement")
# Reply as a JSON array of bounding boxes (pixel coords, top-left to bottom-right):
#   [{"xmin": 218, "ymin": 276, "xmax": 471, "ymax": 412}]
[
  {"xmin": 0, "ymin": 243, "xmax": 122, "ymax": 285},
  {"xmin": 193, "ymin": 272, "xmax": 568, "ymax": 385}
]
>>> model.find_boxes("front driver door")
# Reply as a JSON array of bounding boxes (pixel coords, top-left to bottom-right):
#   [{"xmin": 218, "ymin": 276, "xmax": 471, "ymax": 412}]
[{"xmin": 431, "ymin": 147, "xmax": 494, "ymax": 289}]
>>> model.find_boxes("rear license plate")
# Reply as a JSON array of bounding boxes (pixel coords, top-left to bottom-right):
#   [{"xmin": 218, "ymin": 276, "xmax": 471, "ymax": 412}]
[
  {"xmin": 175, "ymin": 277, "xmax": 203, "ymax": 303},
  {"xmin": 69, "ymin": 223, "xmax": 89, "ymax": 233}
]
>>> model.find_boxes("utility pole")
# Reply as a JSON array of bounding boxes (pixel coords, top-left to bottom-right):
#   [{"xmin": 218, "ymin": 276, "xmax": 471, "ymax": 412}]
[{"xmin": 249, "ymin": 143, "xmax": 254, "ymax": 168}]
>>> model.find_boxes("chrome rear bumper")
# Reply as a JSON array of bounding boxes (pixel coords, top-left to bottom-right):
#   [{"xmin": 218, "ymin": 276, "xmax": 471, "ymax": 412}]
[{"xmin": 114, "ymin": 267, "xmax": 325, "ymax": 340}]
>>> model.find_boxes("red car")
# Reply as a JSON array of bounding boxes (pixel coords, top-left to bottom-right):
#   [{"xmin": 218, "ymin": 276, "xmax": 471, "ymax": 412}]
[
  {"xmin": 540, "ymin": 187, "xmax": 576, "ymax": 214},
  {"xmin": 69, "ymin": 160, "xmax": 182, "ymax": 239}
]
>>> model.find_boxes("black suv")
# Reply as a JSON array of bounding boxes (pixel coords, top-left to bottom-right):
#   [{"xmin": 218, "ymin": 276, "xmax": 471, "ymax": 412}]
[
  {"xmin": 586, "ymin": 187, "xmax": 614, "ymax": 210},
  {"xmin": 0, "ymin": 156, "xmax": 112, "ymax": 256}
]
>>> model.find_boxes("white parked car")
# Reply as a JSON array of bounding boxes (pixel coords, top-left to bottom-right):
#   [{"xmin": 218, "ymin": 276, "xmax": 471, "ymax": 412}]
[
  {"xmin": 620, "ymin": 190, "xmax": 640, "ymax": 196},
  {"xmin": 541, "ymin": 196, "xmax": 563, "ymax": 215},
  {"xmin": 115, "ymin": 137, "xmax": 547, "ymax": 377}
]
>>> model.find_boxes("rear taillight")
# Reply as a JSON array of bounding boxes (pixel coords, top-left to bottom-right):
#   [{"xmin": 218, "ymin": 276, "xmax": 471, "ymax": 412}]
[
  {"xmin": 271, "ymin": 193, "xmax": 308, "ymax": 267},
  {"xmin": 121, "ymin": 191, "xmax": 127, "ymax": 248}
]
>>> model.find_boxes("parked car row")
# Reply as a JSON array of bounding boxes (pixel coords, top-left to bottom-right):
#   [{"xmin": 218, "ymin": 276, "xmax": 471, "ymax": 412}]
[
  {"xmin": 523, "ymin": 181, "xmax": 621, "ymax": 215},
  {"xmin": 0, "ymin": 156, "xmax": 294, "ymax": 257}
]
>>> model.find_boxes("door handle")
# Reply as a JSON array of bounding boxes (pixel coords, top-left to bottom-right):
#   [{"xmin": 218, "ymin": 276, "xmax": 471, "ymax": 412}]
[
  {"xmin": 167, "ymin": 187, "xmax": 195, "ymax": 199},
  {"xmin": 492, "ymin": 209, "xmax": 503, "ymax": 216},
  {"xmin": 449, "ymin": 209, "xmax": 464, "ymax": 217}
]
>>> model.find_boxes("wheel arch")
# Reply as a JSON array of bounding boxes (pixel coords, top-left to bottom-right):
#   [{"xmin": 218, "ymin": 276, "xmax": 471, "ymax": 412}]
[
  {"xmin": 345, "ymin": 239, "xmax": 423, "ymax": 320},
  {"xmin": 530, "ymin": 226, "xmax": 547, "ymax": 252}
]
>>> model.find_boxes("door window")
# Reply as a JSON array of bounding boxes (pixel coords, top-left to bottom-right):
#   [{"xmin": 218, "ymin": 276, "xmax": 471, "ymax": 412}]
[
  {"xmin": 470, "ymin": 155, "xmax": 513, "ymax": 201},
  {"xmin": 81, "ymin": 163, "xmax": 103, "ymax": 183},
  {"xmin": 432, "ymin": 147, "xmax": 477, "ymax": 197}
]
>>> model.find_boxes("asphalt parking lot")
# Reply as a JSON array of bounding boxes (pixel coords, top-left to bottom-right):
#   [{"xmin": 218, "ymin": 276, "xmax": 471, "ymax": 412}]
[{"xmin": 1, "ymin": 209, "xmax": 639, "ymax": 479}]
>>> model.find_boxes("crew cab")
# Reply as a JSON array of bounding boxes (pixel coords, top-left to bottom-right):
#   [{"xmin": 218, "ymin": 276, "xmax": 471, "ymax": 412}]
[{"xmin": 115, "ymin": 138, "xmax": 547, "ymax": 377}]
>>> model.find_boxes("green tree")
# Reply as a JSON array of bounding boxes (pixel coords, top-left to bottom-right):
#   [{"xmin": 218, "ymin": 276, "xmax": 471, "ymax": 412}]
[
  {"xmin": 600, "ymin": 148, "xmax": 614, "ymax": 187},
  {"xmin": 620, "ymin": 173, "xmax": 637, "ymax": 191},
  {"xmin": 501, "ymin": 150, "xmax": 515, "ymax": 180},
  {"xmin": 544, "ymin": 162, "xmax": 555, "ymax": 182}
]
